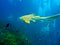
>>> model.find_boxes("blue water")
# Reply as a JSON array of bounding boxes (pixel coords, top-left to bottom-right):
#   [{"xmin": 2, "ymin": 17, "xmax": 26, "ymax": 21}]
[{"xmin": 0, "ymin": 0, "xmax": 60, "ymax": 45}]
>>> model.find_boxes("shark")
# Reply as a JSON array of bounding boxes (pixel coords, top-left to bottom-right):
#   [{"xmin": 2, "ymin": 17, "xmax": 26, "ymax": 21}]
[{"xmin": 19, "ymin": 14, "xmax": 60, "ymax": 24}]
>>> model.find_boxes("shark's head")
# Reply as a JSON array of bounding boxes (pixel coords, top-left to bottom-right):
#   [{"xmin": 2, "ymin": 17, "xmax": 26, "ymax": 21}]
[{"xmin": 19, "ymin": 14, "xmax": 36, "ymax": 24}]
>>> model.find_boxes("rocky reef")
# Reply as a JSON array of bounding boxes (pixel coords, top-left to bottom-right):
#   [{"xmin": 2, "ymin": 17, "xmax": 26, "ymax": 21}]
[{"xmin": 0, "ymin": 19, "xmax": 31, "ymax": 45}]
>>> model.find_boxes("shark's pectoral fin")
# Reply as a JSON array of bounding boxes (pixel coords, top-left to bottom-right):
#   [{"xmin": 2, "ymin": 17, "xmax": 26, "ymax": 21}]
[
  {"xmin": 32, "ymin": 20, "xmax": 36, "ymax": 22},
  {"xmin": 24, "ymin": 20, "xmax": 30, "ymax": 24},
  {"xmin": 30, "ymin": 19, "xmax": 36, "ymax": 23}
]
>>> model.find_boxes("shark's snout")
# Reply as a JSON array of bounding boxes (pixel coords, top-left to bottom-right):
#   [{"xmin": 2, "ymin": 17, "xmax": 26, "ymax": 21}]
[{"xmin": 19, "ymin": 17, "xmax": 23, "ymax": 20}]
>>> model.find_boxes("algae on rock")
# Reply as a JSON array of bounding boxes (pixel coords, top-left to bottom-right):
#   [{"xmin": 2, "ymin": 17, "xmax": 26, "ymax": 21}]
[{"xmin": 0, "ymin": 19, "xmax": 31, "ymax": 45}]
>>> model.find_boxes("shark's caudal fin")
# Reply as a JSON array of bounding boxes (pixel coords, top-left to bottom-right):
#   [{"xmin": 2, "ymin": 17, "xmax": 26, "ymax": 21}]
[{"xmin": 45, "ymin": 14, "xmax": 60, "ymax": 21}]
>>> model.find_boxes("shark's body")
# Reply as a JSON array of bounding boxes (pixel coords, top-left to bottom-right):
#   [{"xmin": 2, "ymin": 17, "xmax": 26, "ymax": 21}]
[{"xmin": 19, "ymin": 14, "xmax": 60, "ymax": 24}]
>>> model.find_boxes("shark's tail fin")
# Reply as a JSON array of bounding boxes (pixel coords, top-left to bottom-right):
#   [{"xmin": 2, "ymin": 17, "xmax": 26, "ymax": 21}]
[{"xmin": 46, "ymin": 14, "xmax": 60, "ymax": 21}]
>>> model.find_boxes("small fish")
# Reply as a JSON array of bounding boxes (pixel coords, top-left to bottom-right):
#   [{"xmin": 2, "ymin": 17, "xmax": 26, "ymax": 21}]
[
  {"xmin": 19, "ymin": 14, "xmax": 60, "ymax": 24},
  {"xmin": 6, "ymin": 23, "xmax": 10, "ymax": 27},
  {"xmin": 5, "ymin": 23, "xmax": 10, "ymax": 30}
]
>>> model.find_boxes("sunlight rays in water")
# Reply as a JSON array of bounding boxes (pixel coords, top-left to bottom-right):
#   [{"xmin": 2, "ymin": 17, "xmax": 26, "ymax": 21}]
[{"xmin": 32, "ymin": 0, "xmax": 52, "ymax": 33}]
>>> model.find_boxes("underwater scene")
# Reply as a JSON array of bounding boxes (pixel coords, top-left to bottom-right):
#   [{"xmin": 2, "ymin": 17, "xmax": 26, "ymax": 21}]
[{"xmin": 0, "ymin": 0, "xmax": 60, "ymax": 45}]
